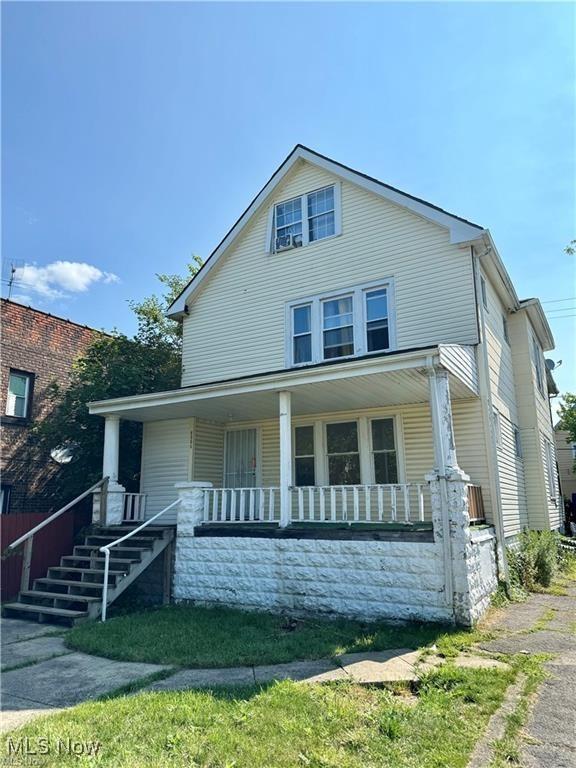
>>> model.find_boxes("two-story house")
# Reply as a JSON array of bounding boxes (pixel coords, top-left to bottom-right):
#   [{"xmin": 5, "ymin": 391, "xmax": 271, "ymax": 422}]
[{"xmin": 5, "ymin": 147, "xmax": 560, "ymax": 627}]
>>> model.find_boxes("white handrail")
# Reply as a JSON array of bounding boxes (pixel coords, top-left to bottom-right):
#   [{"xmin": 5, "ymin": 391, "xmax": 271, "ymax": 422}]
[
  {"xmin": 8, "ymin": 477, "xmax": 109, "ymax": 550},
  {"xmin": 99, "ymin": 497, "xmax": 181, "ymax": 622}
]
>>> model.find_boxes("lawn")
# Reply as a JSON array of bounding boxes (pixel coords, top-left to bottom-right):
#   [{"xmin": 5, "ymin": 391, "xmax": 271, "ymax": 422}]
[
  {"xmin": 6, "ymin": 666, "xmax": 515, "ymax": 768},
  {"xmin": 65, "ymin": 604, "xmax": 465, "ymax": 668}
]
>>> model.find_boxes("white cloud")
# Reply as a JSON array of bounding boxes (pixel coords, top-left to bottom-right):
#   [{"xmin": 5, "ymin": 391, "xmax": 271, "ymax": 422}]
[{"xmin": 14, "ymin": 261, "xmax": 119, "ymax": 300}]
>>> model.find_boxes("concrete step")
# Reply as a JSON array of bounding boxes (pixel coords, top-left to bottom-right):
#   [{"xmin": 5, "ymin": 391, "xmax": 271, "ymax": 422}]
[
  {"xmin": 96, "ymin": 525, "xmax": 171, "ymax": 535},
  {"xmin": 3, "ymin": 602, "xmax": 88, "ymax": 623}
]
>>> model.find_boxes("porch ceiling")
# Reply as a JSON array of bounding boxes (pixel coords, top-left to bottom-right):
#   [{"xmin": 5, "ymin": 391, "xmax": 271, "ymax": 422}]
[{"xmin": 89, "ymin": 346, "xmax": 478, "ymax": 423}]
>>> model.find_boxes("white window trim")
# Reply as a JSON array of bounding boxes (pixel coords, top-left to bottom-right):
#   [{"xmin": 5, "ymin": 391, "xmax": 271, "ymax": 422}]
[
  {"xmin": 266, "ymin": 183, "xmax": 342, "ymax": 253},
  {"xmin": 543, "ymin": 437, "xmax": 557, "ymax": 501},
  {"xmin": 290, "ymin": 414, "xmax": 404, "ymax": 487},
  {"xmin": 531, "ymin": 336, "xmax": 545, "ymax": 396},
  {"xmin": 285, "ymin": 278, "xmax": 396, "ymax": 368},
  {"xmin": 6, "ymin": 371, "xmax": 31, "ymax": 419}
]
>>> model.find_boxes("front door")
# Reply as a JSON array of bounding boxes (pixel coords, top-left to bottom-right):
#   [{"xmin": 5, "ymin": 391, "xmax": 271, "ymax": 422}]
[
  {"xmin": 224, "ymin": 429, "xmax": 258, "ymax": 488},
  {"xmin": 224, "ymin": 429, "xmax": 258, "ymax": 521}
]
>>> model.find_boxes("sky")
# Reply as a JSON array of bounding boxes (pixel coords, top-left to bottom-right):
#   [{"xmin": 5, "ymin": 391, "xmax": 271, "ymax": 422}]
[{"xmin": 2, "ymin": 2, "xmax": 575, "ymax": 401}]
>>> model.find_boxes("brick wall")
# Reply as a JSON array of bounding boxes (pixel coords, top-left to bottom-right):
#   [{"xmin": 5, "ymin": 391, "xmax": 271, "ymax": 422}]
[{"xmin": 1, "ymin": 299, "xmax": 101, "ymax": 514}]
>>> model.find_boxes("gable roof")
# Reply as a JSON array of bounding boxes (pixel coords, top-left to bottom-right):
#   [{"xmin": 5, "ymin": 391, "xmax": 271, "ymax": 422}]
[{"xmin": 167, "ymin": 144, "xmax": 486, "ymax": 317}]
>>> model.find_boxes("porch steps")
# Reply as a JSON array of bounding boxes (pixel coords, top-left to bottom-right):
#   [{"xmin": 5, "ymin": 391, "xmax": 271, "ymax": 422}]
[{"xmin": 3, "ymin": 524, "xmax": 175, "ymax": 626}]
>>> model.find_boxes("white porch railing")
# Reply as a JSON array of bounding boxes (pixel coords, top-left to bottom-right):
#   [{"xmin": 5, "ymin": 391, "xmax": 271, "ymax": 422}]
[
  {"xmin": 123, "ymin": 493, "xmax": 147, "ymax": 522},
  {"xmin": 203, "ymin": 487, "xmax": 280, "ymax": 523},
  {"xmin": 201, "ymin": 484, "xmax": 427, "ymax": 525},
  {"xmin": 292, "ymin": 484, "xmax": 426, "ymax": 524}
]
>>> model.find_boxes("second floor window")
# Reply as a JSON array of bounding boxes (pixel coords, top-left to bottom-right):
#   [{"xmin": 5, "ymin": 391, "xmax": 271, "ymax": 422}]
[
  {"xmin": 6, "ymin": 371, "xmax": 32, "ymax": 419},
  {"xmin": 287, "ymin": 280, "xmax": 394, "ymax": 367},
  {"xmin": 323, "ymin": 296, "xmax": 354, "ymax": 359},
  {"xmin": 532, "ymin": 337, "xmax": 545, "ymax": 395}
]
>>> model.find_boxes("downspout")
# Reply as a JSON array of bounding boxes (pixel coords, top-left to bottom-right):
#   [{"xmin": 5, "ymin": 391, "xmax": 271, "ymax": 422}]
[{"xmin": 472, "ymin": 246, "xmax": 510, "ymax": 585}]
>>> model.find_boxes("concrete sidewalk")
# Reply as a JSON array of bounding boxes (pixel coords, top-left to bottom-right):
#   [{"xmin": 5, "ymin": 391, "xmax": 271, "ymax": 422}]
[
  {"xmin": 0, "ymin": 618, "xmax": 427, "ymax": 732},
  {"xmin": 476, "ymin": 586, "xmax": 576, "ymax": 768}
]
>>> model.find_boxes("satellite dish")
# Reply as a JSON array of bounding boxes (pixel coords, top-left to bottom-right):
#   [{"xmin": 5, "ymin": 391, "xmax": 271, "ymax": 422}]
[
  {"xmin": 545, "ymin": 359, "xmax": 562, "ymax": 371},
  {"xmin": 50, "ymin": 443, "xmax": 78, "ymax": 465}
]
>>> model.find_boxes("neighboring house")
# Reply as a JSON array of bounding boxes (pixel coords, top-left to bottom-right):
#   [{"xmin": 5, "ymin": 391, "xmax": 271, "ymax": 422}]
[
  {"xmin": 6, "ymin": 146, "xmax": 561, "ymax": 627},
  {"xmin": 1, "ymin": 299, "xmax": 100, "ymax": 515},
  {"xmin": 555, "ymin": 428, "xmax": 576, "ymax": 508}
]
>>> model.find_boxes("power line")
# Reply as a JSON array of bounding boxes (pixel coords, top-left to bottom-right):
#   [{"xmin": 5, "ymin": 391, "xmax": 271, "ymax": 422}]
[{"xmin": 541, "ymin": 297, "xmax": 576, "ymax": 304}]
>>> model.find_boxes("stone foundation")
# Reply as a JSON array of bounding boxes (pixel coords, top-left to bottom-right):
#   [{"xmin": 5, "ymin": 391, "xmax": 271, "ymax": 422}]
[
  {"xmin": 172, "ymin": 482, "xmax": 499, "ymax": 626},
  {"xmin": 174, "ymin": 536, "xmax": 453, "ymax": 623}
]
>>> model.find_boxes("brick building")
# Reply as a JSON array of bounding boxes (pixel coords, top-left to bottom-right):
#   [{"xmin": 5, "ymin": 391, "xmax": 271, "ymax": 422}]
[{"xmin": 1, "ymin": 299, "xmax": 102, "ymax": 515}]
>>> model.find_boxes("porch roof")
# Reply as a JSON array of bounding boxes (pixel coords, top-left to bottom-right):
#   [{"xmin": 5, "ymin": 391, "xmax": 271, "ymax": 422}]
[{"xmin": 88, "ymin": 344, "xmax": 479, "ymax": 423}]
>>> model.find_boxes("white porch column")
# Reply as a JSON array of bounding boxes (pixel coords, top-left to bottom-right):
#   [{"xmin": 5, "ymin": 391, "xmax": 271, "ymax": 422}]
[
  {"xmin": 95, "ymin": 415, "xmax": 126, "ymax": 526},
  {"xmin": 103, "ymin": 416, "xmax": 120, "ymax": 482},
  {"xmin": 428, "ymin": 368, "xmax": 459, "ymax": 473},
  {"xmin": 279, "ymin": 390, "xmax": 292, "ymax": 528},
  {"xmin": 427, "ymin": 366, "xmax": 477, "ymax": 625}
]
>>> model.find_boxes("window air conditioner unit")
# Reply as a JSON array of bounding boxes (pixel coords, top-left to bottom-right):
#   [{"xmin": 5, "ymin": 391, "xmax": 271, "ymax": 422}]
[{"xmin": 275, "ymin": 233, "xmax": 302, "ymax": 252}]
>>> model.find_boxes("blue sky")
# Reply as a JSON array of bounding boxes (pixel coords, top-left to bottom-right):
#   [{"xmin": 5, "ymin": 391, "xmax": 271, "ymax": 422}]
[{"xmin": 2, "ymin": 2, "xmax": 574, "ymax": 398}]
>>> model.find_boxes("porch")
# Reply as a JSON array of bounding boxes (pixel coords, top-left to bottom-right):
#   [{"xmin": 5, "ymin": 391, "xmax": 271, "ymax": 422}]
[
  {"xmin": 87, "ymin": 344, "xmax": 498, "ymax": 625},
  {"xmin": 89, "ymin": 344, "xmax": 488, "ymax": 534}
]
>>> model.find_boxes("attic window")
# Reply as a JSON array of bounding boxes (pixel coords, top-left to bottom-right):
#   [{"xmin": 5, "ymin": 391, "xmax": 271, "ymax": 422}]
[{"xmin": 270, "ymin": 185, "xmax": 340, "ymax": 252}]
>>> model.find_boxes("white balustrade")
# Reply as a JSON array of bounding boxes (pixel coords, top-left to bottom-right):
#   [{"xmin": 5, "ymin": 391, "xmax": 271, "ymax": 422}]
[
  {"xmin": 291, "ymin": 484, "xmax": 426, "ymax": 524},
  {"xmin": 202, "ymin": 487, "xmax": 280, "ymax": 523},
  {"xmin": 200, "ymin": 484, "xmax": 427, "ymax": 526},
  {"xmin": 123, "ymin": 493, "xmax": 147, "ymax": 522}
]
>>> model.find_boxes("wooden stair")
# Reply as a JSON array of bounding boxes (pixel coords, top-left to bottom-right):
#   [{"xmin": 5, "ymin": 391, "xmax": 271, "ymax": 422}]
[{"xmin": 3, "ymin": 524, "xmax": 174, "ymax": 626}]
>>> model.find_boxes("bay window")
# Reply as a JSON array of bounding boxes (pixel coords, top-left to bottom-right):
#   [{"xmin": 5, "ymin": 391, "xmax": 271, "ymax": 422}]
[{"xmin": 287, "ymin": 279, "xmax": 395, "ymax": 367}]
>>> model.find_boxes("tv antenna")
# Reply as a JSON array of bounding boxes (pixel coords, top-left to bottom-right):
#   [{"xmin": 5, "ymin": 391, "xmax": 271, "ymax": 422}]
[{"xmin": 2, "ymin": 259, "xmax": 25, "ymax": 299}]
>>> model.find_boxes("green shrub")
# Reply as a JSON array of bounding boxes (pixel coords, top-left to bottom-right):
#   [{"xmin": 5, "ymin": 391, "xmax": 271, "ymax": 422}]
[{"xmin": 507, "ymin": 530, "xmax": 563, "ymax": 591}]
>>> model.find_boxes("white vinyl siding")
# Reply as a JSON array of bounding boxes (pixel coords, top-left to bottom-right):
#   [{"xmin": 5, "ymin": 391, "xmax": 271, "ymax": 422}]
[
  {"xmin": 189, "ymin": 398, "xmax": 493, "ymax": 525},
  {"xmin": 508, "ymin": 309, "xmax": 560, "ymax": 530},
  {"xmin": 481, "ymin": 270, "xmax": 530, "ymax": 536},
  {"xmin": 193, "ymin": 419, "xmax": 225, "ymax": 487},
  {"xmin": 140, "ymin": 419, "xmax": 192, "ymax": 523},
  {"xmin": 181, "ymin": 161, "xmax": 478, "ymax": 386}
]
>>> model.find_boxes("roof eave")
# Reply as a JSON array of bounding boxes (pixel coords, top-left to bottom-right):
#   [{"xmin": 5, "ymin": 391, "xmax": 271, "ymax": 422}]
[{"xmin": 167, "ymin": 145, "xmax": 484, "ymax": 318}]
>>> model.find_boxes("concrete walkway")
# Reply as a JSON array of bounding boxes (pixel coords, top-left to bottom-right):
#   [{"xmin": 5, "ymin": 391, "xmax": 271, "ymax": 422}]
[
  {"xmin": 474, "ymin": 586, "xmax": 576, "ymax": 768},
  {"xmin": 1, "ymin": 618, "xmax": 432, "ymax": 732}
]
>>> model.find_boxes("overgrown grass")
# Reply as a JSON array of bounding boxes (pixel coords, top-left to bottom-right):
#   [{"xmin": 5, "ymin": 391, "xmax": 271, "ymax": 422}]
[
  {"xmin": 4, "ymin": 666, "xmax": 515, "ymax": 768},
  {"xmin": 66, "ymin": 604, "xmax": 463, "ymax": 668},
  {"xmin": 489, "ymin": 655, "xmax": 547, "ymax": 767}
]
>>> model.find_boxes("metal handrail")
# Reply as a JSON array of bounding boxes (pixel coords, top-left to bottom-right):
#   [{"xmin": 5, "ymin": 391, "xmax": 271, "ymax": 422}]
[
  {"xmin": 8, "ymin": 477, "xmax": 109, "ymax": 550},
  {"xmin": 99, "ymin": 497, "xmax": 181, "ymax": 622},
  {"xmin": 7, "ymin": 477, "xmax": 109, "ymax": 593}
]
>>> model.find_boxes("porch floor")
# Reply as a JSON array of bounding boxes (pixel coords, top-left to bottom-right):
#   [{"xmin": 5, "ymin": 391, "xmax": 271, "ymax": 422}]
[{"xmin": 194, "ymin": 522, "xmax": 434, "ymax": 542}]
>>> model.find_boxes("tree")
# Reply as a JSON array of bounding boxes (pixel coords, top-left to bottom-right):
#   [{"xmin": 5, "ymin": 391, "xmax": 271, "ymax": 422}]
[
  {"xmin": 557, "ymin": 393, "xmax": 576, "ymax": 445},
  {"xmin": 34, "ymin": 259, "xmax": 202, "ymax": 504},
  {"xmin": 565, "ymin": 240, "xmax": 576, "ymax": 256}
]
